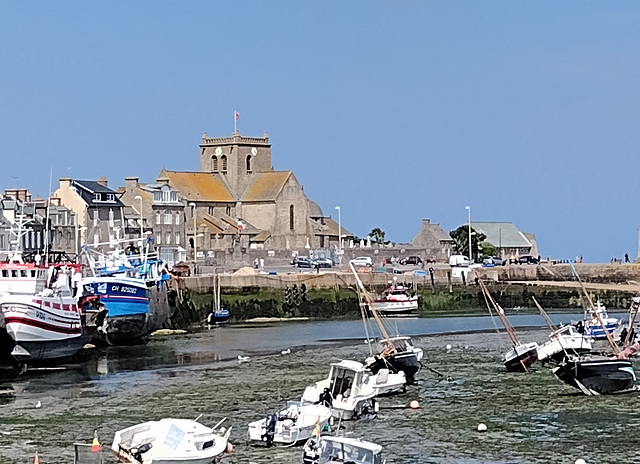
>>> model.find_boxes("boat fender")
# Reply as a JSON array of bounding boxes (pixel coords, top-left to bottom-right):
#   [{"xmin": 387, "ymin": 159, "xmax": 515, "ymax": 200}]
[{"xmin": 225, "ymin": 442, "xmax": 233, "ymax": 454}]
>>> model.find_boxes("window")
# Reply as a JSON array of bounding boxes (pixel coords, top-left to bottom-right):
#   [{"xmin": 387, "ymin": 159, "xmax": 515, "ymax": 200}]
[
  {"xmin": 290, "ymin": 205, "xmax": 295, "ymax": 230},
  {"xmin": 246, "ymin": 155, "xmax": 251, "ymax": 172},
  {"xmin": 109, "ymin": 209, "xmax": 114, "ymax": 227},
  {"xmin": 225, "ymin": 205, "xmax": 231, "ymax": 216},
  {"xmin": 93, "ymin": 210, "xmax": 99, "ymax": 226},
  {"xmin": 212, "ymin": 156, "xmax": 218, "ymax": 172},
  {"xmin": 106, "ymin": 193, "xmax": 115, "ymax": 202},
  {"xmin": 164, "ymin": 212, "xmax": 172, "ymax": 224},
  {"xmin": 93, "ymin": 233, "xmax": 99, "ymax": 245},
  {"xmin": 93, "ymin": 193, "xmax": 101, "ymax": 202},
  {"xmin": 156, "ymin": 213, "xmax": 161, "ymax": 225},
  {"xmin": 221, "ymin": 155, "xmax": 227, "ymax": 172},
  {"xmin": 174, "ymin": 213, "xmax": 180, "ymax": 225},
  {"xmin": 166, "ymin": 232, "xmax": 171, "ymax": 244},
  {"xmin": 175, "ymin": 232, "xmax": 180, "ymax": 245},
  {"xmin": 156, "ymin": 232, "xmax": 162, "ymax": 245}
]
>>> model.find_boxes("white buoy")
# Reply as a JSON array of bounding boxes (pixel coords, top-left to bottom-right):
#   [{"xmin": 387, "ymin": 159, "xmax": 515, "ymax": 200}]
[
  {"xmin": 477, "ymin": 423, "xmax": 487, "ymax": 432},
  {"xmin": 281, "ymin": 348, "xmax": 291, "ymax": 355},
  {"xmin": 575, "ymin": 460, "xmax": 587, "ymax": 464},
  {"xmin": 35, "ymin": 401, "xmax": 41, "ymax": 409},
  {"xmin": 446, "ymin": 344, "xmax": 452, "ymax": 351},
  {"xmin": 237, "ymin": 355, "xmax": 250, "ymax": 363}
]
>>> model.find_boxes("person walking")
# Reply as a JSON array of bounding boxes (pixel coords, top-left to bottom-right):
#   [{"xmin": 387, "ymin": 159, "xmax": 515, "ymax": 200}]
[{"xmin": 625, "ymin": 253, "xmax": 630, "ymax": 263}]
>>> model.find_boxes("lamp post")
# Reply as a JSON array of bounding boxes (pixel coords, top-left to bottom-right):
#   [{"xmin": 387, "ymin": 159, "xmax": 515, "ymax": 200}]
[
  {"xmin": 335, "ymin": 206, "xmax": 342, "ymax": 253},
  {"xmin": 134, "ymin": 195, "xmax": 143, "ymax": 241},
  {"xmin": 465, "ymin": 205, "xmax": 472, "ymax": 262},
  {"xmin": 189, "ymin": 203, "xmax": 197, "ymax": 269}
]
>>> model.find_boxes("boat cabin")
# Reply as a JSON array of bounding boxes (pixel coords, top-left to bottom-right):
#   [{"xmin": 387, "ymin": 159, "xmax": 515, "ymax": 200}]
[{"xmin": 315, "ymin": 436, "xmax": 385, "ymax": 464}]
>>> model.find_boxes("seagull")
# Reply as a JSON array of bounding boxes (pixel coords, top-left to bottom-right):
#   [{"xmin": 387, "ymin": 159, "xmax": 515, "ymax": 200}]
[
  {"xmin": 35, "ymin": 401, "xmax": 41, "ymax": 409},
  {"xmin": 237, "ymin": 355, "xmax": 250, "ymax": 363},
  {"xmin": 281, "ymin": 348, "xmax": 291, "ymax": 355}
]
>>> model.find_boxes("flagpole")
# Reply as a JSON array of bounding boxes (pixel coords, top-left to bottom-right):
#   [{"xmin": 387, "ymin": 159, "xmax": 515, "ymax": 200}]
[{"xmin": 234, "ymin": 111, "xmax": 237, "ymax": 133}]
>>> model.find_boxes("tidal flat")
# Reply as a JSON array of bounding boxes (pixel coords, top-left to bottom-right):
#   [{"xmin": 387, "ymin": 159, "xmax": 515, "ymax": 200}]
[{"xmin": 0, "ymin": 316, "xmax": 638, "ymax": 463}]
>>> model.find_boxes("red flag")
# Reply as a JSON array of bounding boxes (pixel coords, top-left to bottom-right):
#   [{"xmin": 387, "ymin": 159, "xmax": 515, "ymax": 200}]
[
  {"xmin": 234, "ymin": 111, "xmax": 240, "ymax": 120},
  {"xmin": 34, "ymin": 452, "xmax": 40, "ymax": 464},
  {"xmin": 91, "ymin": 430, "xmax": 100, "ymax": 452}
]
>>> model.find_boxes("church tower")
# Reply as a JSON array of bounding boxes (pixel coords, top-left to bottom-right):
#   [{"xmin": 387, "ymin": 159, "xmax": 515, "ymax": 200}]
[{"xmin": 199, "ymin": 131, "xmax": 272, "ymax": 194}]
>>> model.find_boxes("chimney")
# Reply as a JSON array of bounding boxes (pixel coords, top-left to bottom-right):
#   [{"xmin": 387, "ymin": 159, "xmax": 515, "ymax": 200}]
[
  {"xmin": 125, "ymin": 177, "xmax": 139, "ymax": 192},
  {"xmin": 97, "ymin": 176, "xmax": 108, "ymax": 187}
]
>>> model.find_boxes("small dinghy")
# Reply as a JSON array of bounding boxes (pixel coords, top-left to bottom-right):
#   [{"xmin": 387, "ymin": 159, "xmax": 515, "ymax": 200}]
[
  {"xmin": 302, "ymin": 435, "xmax": 386, "ymax": 464},
  {"xmin": 247, "ymin": 401, "xmax": 332, "ymax": 447},
  {"xmin": 112, "ymin": 417, "xmax": 232, "ymax": 464}
]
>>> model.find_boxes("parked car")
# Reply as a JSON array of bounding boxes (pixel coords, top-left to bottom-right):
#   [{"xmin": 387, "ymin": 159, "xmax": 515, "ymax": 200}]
[
  {"xmin": 350, "ymin": 256, "xmax": 373, "ymax": 267},
  {"xmin": 518, "ymin": 255, "xmax": 539, "ymax": 265},
  {"xmin": 292, "ymin": 256, "xmax": 313, "ymax": 268},
  {"xmin": 449, "ymin": 255, "xmax": 472, "ymax": 267},
  {"xmin": 313, "ymin": 257, "xmax": 333, "ymax": 268},
  {"xmin": 400, "ymin": 256, "xmax": 423, "ymax": 266},
  {"xmin": 483, "ymin": 256, "xmax": 504, "ymax": 267}
]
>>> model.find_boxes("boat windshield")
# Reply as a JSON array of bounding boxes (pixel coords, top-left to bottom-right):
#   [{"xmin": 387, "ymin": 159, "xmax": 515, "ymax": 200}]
[{"xmin": 319, "ymin": 440, "xmax": 376, "ymax": 463}]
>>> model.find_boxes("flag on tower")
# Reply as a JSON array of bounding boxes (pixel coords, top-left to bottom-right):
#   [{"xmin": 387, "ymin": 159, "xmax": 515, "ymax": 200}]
[
  {"xmin": 235, "ymin": 111, "xmax": 240, "ymax": 120},
  {"xmin": 91, "ymin": 430, "xmax": 101, "ymax": 452}
]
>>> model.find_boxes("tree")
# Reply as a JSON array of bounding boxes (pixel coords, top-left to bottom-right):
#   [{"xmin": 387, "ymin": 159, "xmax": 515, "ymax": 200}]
[
  {"xmin": 449, "ymin": 226, "xmax": 486, "ymax": 262},
  {"xmin": 479, "ymin": 241, "xmax": 498, "ymax": 259},
  {"xmin": 369, "ymin": 227, "xmax": 386, "ymax": 244}
]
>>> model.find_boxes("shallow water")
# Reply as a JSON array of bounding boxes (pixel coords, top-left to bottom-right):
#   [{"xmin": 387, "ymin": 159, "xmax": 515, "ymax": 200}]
[{"xmin": 0, "ymin": 314, "xmax": 638, "ymax": 463}]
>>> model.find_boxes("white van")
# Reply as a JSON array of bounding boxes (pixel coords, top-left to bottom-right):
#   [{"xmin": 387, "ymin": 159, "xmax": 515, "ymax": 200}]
[{"xmin": 449, "ymin": 255, "xmax": 471, "ymax": 267}]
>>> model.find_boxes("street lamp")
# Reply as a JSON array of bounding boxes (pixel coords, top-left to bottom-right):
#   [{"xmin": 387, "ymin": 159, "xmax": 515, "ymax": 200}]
[
  {"xmin": 465, "ymin": 205, "xmax": 472, "ymax": 262},
  {"xmin": 134, "ymin": 195, "xmax": 143, "ymax": 240},
  {"xmin": 335, "ymin": 206, "xmax": 341, "ymax": 253}
]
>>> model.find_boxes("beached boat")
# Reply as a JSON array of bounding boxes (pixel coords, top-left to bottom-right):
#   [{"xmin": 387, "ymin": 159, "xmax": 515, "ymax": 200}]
[
  {"xmin": 536, "ymin": 325, "xmax": 593, "ymax": 364},
  {"xmin": 580, "ymin": 301, "xmax": 620, "ymax": 340},
  {"xmin": 552, "ymin": 355, "xmax": 637, "ymax": 395},
  {"xmin": 302, "ymin": 435, "xmax": 386, "ymax": 464},
  {"xmin": 247, "ymin": 401, "xmax": 331, "ymax": 447},
  {"xmin": 478, "ymin": 279, "xmax": 538, "ymax": 372},
  {"xmin": 79, "ymin": 238, "xmax": 174, "ymax": 345},
  {"xmin": 301, "ymin": 360, "xmax": 404, "ymax": 420},
  {"xmin": 207, "ymin": 273, "xmax": 229, "ymax": 324},
  {"xmin": 350, "ymin": 263, "xmax": 423, "ymax": 384},
  {"xmin": 112, "ymin": 417, "xmax": 232, "ymax": 464},
  {"xmin": 370, "ymin": 284, "xmax": 418, "ymax": 315}
]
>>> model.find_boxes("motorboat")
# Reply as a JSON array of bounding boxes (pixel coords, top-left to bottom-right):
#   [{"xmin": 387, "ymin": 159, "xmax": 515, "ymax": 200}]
[
  {"xmin": 247, "ymin": 401, "xmax": 331, "ymax": 447},
  {"xmin": 536, "ymin": 325, "xmax": 593, "ymax": 364},
  {"xmin": 302, "ymin": 435, "xmax": 386, "ymax": 464},
  {"xmin": 301, "ymin": 360, "xmax": 405, "ymax": 420},
  {"xmin": 552, "ymin": 354, "xmax": 637, "ymax": 395},
  {"xmin": 370, "ymin": 284, "xmax": 418, "ymax": 315},
  {"xmin": 580, "ymin": 301, "xmax": 620, "ymax": 340},
  {"xmin": 112, "ymin": 417, "xmax": 232, "ymax": 464},
  {"xmin": 365, "ymin": 336, "xmax": 423, "ymax": 384}
]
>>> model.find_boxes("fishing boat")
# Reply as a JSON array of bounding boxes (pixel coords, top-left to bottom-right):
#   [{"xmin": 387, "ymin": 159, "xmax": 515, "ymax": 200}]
[
  {"xmin": 247, "ymin": 401, "xmax": 332, "ymax": 447},
  {"xmin": 532, "ymin": 297, "xmax": 592, "ymax": 364},
  {"xmin": 370, "ymin": 282, "xmax": 418, "ymax": 315},
  {"xmin": 350, "ymin": 263, "xmax": 423, "ymax": 384},
  {"xmin": 79, "ymin": 237, "xmax": 175, "ymax": 346},
  {"xmin": 580, "ymin": 301, "xmax": 620, "ymax": 340},
  {"xmin": 478, "ymin": 279, "xmax": 538, "ymax": 372},
  {"xmin": 302, "ymin": 435, "xmax": 386, "ymax": 464},
  {"xmin": 301, "ymin": 360, "xmax": 404, "ymax": 420},
  {"xmin": 0, "ymin": 215, "xmax": 91, "ymax": 362},
  {"xmin": 112, "ymin": 417, "xmax": 232, "ymax": 464}
]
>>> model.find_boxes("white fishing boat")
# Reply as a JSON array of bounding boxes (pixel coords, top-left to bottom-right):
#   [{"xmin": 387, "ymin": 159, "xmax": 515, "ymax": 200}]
[
  {"xmin": 301, "ymin": 360, "xmax": 405, "ymax": 420},
  {"xmin": 536, "ymin": 325, "xmax": 593, "ymax": 364},
  {"xmin": 302, "ymin": 435, "xmax": 386, "ymax": 464},
  {"xmin": 247, "ymin": 401, "xmax": 332, "ymax": 447},
  {"xmin": 370, "ymin": 283, "xmax": 418, "ymax": 315},
  {"xmin": 112, "ymin": 417, "xmax": 232, "ymax": 464}
]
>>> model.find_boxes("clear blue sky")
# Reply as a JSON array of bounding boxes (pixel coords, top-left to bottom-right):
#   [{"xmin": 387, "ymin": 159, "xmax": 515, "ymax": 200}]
[{"xmin": 2, "ymin": 2, "xmax": 639, "ymax": 263}]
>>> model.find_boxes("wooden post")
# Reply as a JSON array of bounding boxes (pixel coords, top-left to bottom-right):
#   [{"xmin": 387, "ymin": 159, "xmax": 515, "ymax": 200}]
[
  {"xmin": 447, "ymin": 271, "xmax": 452, "ymax": 293},
  {"xmin": 429, "ymin": 267, "xmax": 435, "ymax": 295}
]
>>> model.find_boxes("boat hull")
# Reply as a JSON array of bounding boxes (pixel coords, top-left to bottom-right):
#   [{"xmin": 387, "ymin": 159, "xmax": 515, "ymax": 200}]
[
  {"xmin": 504, "ymin": 343, "xmax": 538, "ymax": 372},
  {"xmin": 370, "ymin": 298, "xmax": 418, "ymax": 314},
  {"xmin": 553, "ymin": 357, "xmax": 637, "ymax": 395},
  {"xmin": 0, "ymin": 296, "xmax": 85, "ymax": 361},
  {"xmin": 366, "ymin": 351, "xmax": 421, "ymax": 384},
  {"xmin": 247, "ymin": 403, "xmax": 331, "ymax": 446}
]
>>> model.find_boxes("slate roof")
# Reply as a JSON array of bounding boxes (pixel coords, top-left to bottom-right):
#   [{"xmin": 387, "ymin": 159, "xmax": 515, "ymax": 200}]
[
  {"xmin": 72, "ymin": 180, "xmax": 124, "ymax": 207},
  {"xmin": 471, "ymin": 222, "xmax": 532, "ymax": 248},
  {"xmin": 160, "ymin": 170, "xmax": 235, "ymax": 202}
]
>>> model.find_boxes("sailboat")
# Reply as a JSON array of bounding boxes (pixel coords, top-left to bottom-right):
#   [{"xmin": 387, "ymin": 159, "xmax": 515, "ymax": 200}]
[
  {"xmin": 551, "ymin": 266, "xmax": 637, "ymax": 395},
  {"xmin": 477, "ymin": 279, "xmax": 538, "ymax": 372},
  {"xmin": 349, "ymin": 262, "xmax": 422, "ymax": 384},
  {"xmin": 532, "ymin": 296, "xmax": 592, "ymax": 364},
  {"xmin": 207, "ymin": 272, "xmax": 229, "ymax": 325}
]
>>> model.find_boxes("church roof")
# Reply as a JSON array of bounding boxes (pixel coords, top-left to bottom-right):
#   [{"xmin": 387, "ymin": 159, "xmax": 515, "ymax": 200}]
[
  {"xmin": 471, "ymin": 222, "xmax": 532, "ymax": 248},
  {"xmin": 242, "ymin": 172, "xmax": 292, "ymax": 202},
  {"xmin": 160, "ymin": 170, "xmax": 235, "ymax": 202}
]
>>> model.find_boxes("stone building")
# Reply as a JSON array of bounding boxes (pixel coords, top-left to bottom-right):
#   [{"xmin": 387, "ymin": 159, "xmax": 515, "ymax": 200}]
[
  {"xmin": 410, "ymin": 219, "xmax": 456, "ymax": 261},
  {"xmin": 470, "ymin": 221, "xmax": 538, "ymax": 259}
]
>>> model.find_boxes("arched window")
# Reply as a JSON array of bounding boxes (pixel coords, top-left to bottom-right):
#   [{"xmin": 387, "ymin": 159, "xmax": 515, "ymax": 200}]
[
  {"xmin": 221, "ymin": 155, "xmax": 227, "ymax": 172},
  {"xmin": 212, "ymin": 156, "xmax": 218, "ymax": 172},
  {"xmin": 225, "ymin": 205, "xmax": 231, "ymax": 216},
  {"xmin": 289, "ymin": 205, "xmax": 295, "ymax": 230},
  {"xmin": 246, "ymin": 155, "xmax": 252, "ymax": 172}
]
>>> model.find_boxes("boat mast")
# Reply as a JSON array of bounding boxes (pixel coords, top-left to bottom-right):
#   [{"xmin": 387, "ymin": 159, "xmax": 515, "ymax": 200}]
[
  {"xmin": 532, "ymin": 296, "xmax": 570, "ymax": 359},
  {"xmin": 570, "ymin": 264, "xmax": 619, "ymax": 354},
  {"xmin": 623, "ymin": 297, "xmax": 640, "ymax": 348},
  {"xmin": 349, "ymin": 262, "xmax": 396, "ymax": 354},
  {"xmin": 477, "ymin": 279, "xmax": 520, "ymax": 346}
]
